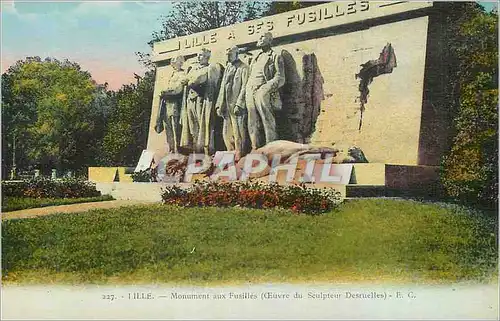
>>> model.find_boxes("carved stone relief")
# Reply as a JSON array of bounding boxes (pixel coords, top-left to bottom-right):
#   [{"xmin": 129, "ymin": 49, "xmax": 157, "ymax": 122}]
[{"xmin": 152, "ymin": 32, "xmax": 394, "ymax": 166}]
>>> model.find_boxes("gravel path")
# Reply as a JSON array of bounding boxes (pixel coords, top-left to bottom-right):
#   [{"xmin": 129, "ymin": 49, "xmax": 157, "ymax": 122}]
[{"xmin": 2, "ymin": 200, "xmax": 156, "ymax": 220}]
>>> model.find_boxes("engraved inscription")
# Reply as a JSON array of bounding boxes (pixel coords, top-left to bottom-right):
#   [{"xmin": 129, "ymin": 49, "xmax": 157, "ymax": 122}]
[
  {"xmin": 183, "ymin": 33, "xmax": 217, "ymax": 49},
  {"xmin": 286, "ymin": 1, "xmax": 370, "ymax": 28},
  {"xmin": 248, "ymin": 21, "xmax": 274, "ymax": 35}
]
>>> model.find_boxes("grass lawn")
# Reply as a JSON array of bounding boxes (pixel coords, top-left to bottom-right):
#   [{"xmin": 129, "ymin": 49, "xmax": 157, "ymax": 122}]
[
  {"xmin": 2, "ymin": 199, "xmax": 497, "ymax": 285},
  {"xmin": 2, "ymin": 195, "xmax": 115, "ymax": 212}
]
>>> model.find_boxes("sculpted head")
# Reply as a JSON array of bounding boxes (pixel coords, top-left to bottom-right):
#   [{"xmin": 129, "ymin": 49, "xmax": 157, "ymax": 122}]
[
  {"xmin": 256, "ymin": 32, "xmax": 273, "ymax": 49},
  {"xmin": 171, "ymin": 55, "xmax": 185, "ymax": 71},
  {"xmin": 226, "ymin": 46, "xmax": 239, "ymax": 63},
  {"xmin": 197, "ymin": 48, "xmax": 211, "ymax": 66}
]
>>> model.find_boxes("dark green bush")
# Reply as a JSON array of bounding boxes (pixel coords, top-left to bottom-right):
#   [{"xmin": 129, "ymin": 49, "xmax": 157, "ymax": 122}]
[
  {"xmin": 439, "ymin": 6, "xmax": 498, "ymax": 209},
  {"xmin": 2, "ymin": 181, "xmax": 25, "ymax": 197},
  {"xmin": 131, "ymin": 169, "xmax": 156, "ymax": 182},
  {"xmin": 2, "ymin": 177, "xmax": 101, "ymax": 199},
  {"xmin": 441, "ymin": 75, "xmax": 498, "ymax": 208}
]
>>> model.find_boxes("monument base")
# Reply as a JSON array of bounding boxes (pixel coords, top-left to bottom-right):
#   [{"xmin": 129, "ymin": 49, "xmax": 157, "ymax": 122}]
[
  {"xmin": 88, "ymin": 167, "xmax": 135, "ymax": 183},
  {"xmin": 89, "ymin": 164, "xmax": 440, "ymax": 202}
]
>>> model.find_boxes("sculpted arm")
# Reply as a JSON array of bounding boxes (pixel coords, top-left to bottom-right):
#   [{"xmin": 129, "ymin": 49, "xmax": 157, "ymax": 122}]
[
  {"xmin": 263, "ymin": 53, "xmax": 285, "ymax": 93},
  {"xmin": 215, "ymin": 71, "xmax": 228, "ymax": 116},
  {"xmin": 235, "ymin": 65, "xmax": 249, "ymax": 112},
  {"xmin": 187, "ymin": 67, "xmax": 209, "ymax": 87},
  {"xmin": 163, "ymin": 75, "xmax": 187, "ymax": 96}
]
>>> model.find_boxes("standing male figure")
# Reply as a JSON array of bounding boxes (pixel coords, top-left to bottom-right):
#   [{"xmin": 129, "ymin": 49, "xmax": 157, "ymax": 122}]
[
  {"xmin": 154, "ymin": 55, "xmax": 186, "ymax": 154},
  {"xmin": 215, "ymin": 46, "xmax": 250, "ymax": 160},
  {"xmin": 180, "ymin": 48, "xmax": 223, "ymax": 155},
  {"xmin": 246, "ymin": 32, "xmax": 286, "ymax": 150}
]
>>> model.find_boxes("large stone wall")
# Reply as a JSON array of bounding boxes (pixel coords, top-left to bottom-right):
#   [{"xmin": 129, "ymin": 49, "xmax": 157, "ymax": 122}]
[
  {"xmin": 304, "ymin": 16, "xmax": 429, "ymax": 165},
  {"xmin": 147, "ymin": 1, "xmax": 445, "ymax": 166}
]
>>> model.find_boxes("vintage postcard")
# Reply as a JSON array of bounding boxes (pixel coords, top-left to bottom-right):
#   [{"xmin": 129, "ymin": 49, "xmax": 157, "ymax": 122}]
[{"xmin": 1, "ymin": 1, "xmax": 498, "ymax": 319}]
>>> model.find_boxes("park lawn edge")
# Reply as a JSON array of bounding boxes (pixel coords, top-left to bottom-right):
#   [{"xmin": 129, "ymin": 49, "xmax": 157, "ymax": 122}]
[
  {"xmin": 2, "ymin": 200, "xmax": 497, "ymax": 286},
  {"xmin": 3, "ymin": 268, "xmax": 498, "ymax": 287},
  {"xmin": 2, "ymin": 195, "xmax": 115, "ymax": 212}
]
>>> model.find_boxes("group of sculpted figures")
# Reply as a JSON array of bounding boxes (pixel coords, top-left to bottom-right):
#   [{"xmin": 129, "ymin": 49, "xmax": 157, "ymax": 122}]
[{"xmin": 155, "ymin": 32, "xmax": 285, "ymax": 160}]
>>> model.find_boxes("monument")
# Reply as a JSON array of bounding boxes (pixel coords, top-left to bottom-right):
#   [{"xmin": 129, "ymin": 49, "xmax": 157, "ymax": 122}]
[
  {"xmin": 154, "ymin": 55, "xmax": 186, "ymax": 154},
  {"xmin": 245, "ymin": 32, "xmax": 286, "ymax": 151},
  {"xmin": 216, "ymin": 46, "xmax": 250, "ymax": 159},
  {"xmin": 90, "ymin": 1, "xmax": 452, "ymax": 199},
  {"xmin": 179, "ymin": 48, "xmax": 224, "ymax": 155}
]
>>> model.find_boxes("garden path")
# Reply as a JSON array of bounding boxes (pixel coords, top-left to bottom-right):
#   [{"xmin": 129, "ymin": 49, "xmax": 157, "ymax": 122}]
[{"xmin": 2, "ymin": 200, "xmax": 155, "ymax": 220}]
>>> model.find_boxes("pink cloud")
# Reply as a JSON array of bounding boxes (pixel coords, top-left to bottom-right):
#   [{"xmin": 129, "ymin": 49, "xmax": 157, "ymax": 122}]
[
  {"xmin": 1, "ymin": 56, "xmax": 16, "ymax": 73},
  {"xmin": 77, "ymin": 60, "xmax": 141, "ymax": 90},
  {"xmin": 2, "ymin": 54, "xmax": 145, "ymax": 90}
]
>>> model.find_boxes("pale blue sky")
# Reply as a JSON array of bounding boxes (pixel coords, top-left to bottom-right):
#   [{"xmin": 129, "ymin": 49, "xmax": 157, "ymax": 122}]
[
  {"xmin": 1, "ymin": 1, "xmax": 498, "ymax": 89},
  {"xmin": 1, "ymin": 1, "xmax": 173, "ymax": 89}
]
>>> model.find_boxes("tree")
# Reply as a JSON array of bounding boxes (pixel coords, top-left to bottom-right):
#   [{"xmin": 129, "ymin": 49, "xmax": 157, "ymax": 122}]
[
  {"xmin": 1, "ymin": 57, "xmax": 106, "ymax": 175},
  {"xmin": 440, "ymin": 4, "xmax": 498, "ymax": 208},
  {"xmin": 1, "ymin": 62, "xmax": 38, "ymax": 178},
  {"xmin": 88, "ymin": 82, "xmax": 115, "ymax": 166},
  {"xmin": 264, "ymin": 1, "xmax": 326, "ymax": 15},
  {"xmin": 100, "ymin": 70, "xmax": 155, "ymax": 166}
]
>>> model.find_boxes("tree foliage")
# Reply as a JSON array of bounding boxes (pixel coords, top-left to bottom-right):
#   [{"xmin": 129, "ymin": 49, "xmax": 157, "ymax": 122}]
[
  {"xmin": 154, "ymin": 1, "xmax": 267, "ymax": 40},
  {"xmin": 99, "ymin": 71, "xmax": 155, "ymax": 166},
  {"xmin": 2, "ymin": 56, "xmax": 155, "ymax": 173},
  {"xmin": 1, "ymin": 57, "xmax": 107, "ymax": 175},
  {"xmin": 440, "ymin": 4, "xmax": 498, "ymax": 208},
  {"xmin": 264, "ymin": 1, "xmax": 326, "ymax": 15}
]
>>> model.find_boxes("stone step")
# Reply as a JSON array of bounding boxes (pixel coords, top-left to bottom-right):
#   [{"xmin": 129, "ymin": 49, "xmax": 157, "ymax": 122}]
[
  {"xmin": 346, "ymin": 184, "xmax": 444, "ymax": 199},
  {"xmin": 346, "ymin": 185, "xmax": 386, "ymax": 198}
]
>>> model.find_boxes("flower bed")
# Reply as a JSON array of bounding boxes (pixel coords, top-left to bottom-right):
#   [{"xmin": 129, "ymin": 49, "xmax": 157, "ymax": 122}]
[
  {"xmin": 161, "ymin": 181, "xmax": 342, "ymax": 214},
  {"xmin": 2, "ymin": 177, "xmax": 101, "ymax": 199}
]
